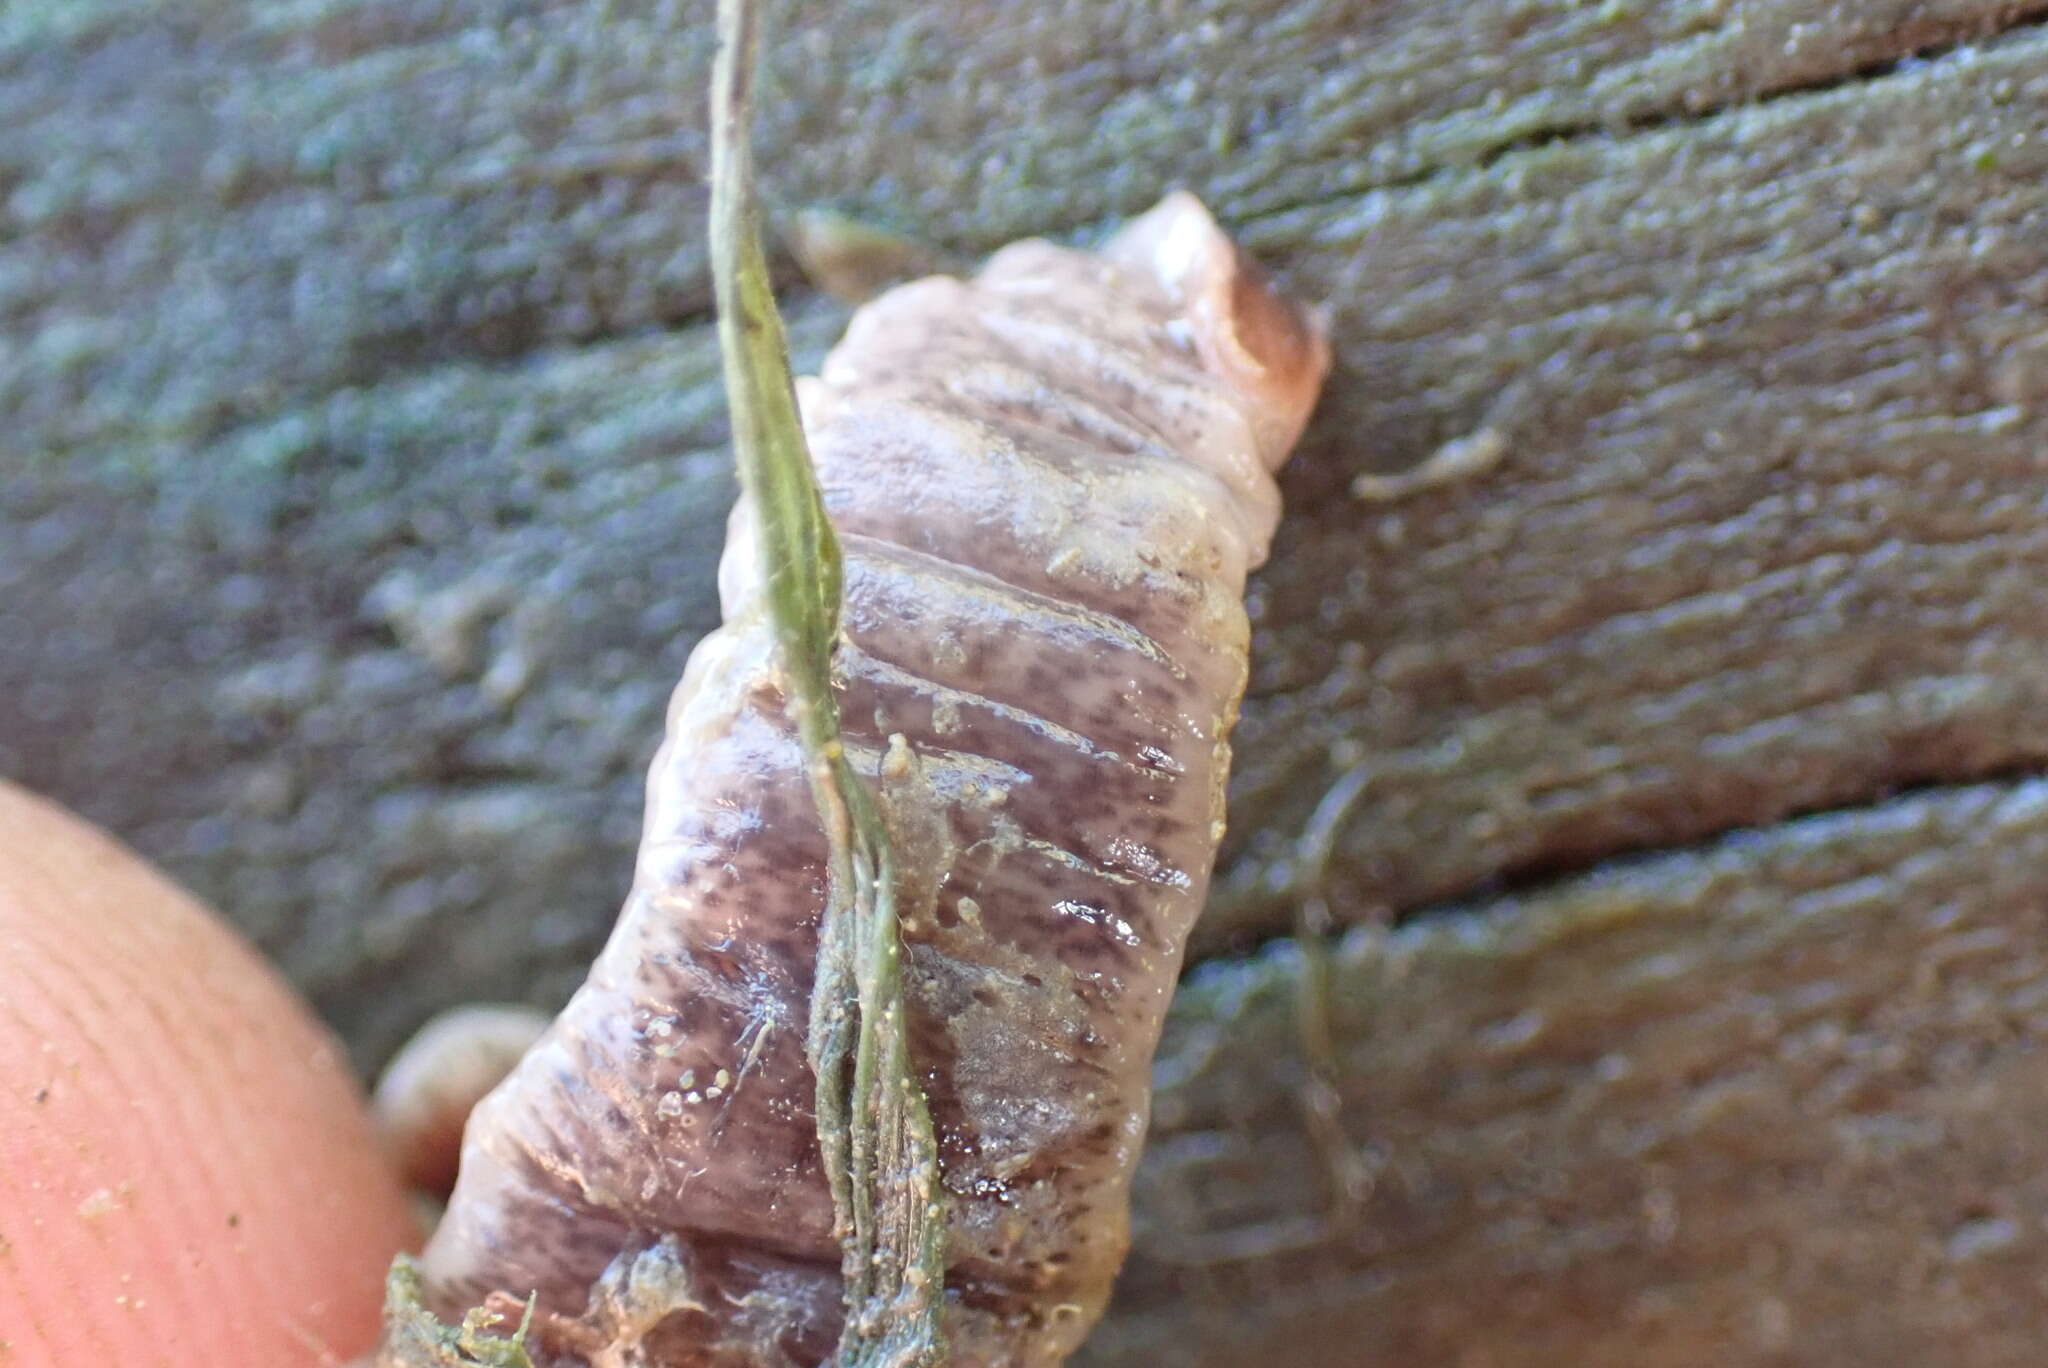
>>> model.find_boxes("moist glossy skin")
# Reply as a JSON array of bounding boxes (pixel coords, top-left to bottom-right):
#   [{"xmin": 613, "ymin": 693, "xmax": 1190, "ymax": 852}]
[{"xmin": 411, "ymin": 193, "xmax": 1327, "ymax": 1367}]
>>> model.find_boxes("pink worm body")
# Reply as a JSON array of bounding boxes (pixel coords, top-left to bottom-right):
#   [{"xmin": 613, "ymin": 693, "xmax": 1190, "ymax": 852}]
[{"xmin": 414, "ymin": 193, "xmax": 1328, "ymax": 1366}]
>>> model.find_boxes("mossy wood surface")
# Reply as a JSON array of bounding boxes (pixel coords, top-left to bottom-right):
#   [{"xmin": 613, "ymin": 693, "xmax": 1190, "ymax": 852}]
[{"xmin": 6, "ymin": 2, "xmax": 2048, "ymax": 1362}]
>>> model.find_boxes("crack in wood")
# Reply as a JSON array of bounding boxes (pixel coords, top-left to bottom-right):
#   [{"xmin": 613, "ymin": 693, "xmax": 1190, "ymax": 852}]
[{"xmin": 1239, "ymin": 3, "xmax": 2048, "ymax": 232}]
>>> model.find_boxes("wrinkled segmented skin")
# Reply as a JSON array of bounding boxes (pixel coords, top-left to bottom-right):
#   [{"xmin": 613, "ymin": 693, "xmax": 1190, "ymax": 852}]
[{"xmin": 415, "ymin": 193, "xmax": 1328, "ymax": 1366}]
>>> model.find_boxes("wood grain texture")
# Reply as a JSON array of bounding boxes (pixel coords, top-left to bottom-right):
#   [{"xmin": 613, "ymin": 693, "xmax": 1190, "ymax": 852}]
[
  {"xmin": 1212, "ymin": 17, "xmax": 2048, "ymax": 942},
  {"xmin": 7, "ymin": 2, "xmax": 2048, "ymax": 1361},
  {"xmin": 1098, "ymin": 778, "xmax": 2048, "ymax": 1366}
]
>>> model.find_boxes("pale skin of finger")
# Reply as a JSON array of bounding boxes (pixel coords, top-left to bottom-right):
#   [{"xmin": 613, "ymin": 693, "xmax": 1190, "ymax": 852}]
[{"xmin": 0, "ymin": 781, "xmax": 416, "ymax": 1366}]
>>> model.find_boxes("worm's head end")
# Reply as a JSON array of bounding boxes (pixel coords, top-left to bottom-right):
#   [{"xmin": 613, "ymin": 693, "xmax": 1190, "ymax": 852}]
[{"xmin": 1103, "ymin": 191, "xmax": 1331, "ymax": 470}]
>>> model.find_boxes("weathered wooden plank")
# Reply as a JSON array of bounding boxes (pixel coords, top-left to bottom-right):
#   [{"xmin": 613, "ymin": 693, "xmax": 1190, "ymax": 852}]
[
  {"xmin": 1, "ymin": 311, "xmax": 840, "ymax": 1057},
  {"xmin": 1096, "ymin": 777, "xmax": 2048, "ymax": 1366},
  {"xmin": 1211, "ymin": 21, "xmax": 2048, "ymax": 942},
  {"xmin": 8, "ymin": 6, "xmax": 2048, "ymax": 1356},
  {"xmin": 11, "ymin": 5, "xmax": 2048, "ymax": 1054},
  {"xmin": 4, "ymin": 0, "xmax": 2028, "ymax": 453}
]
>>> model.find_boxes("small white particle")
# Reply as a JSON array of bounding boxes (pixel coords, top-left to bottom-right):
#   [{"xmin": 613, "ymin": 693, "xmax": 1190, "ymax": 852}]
[
  {"xmin": 1949, "ymin": 1216, "xmax": 2021, "ymax": 1261},
  {"xmin": 1350, "ymin": 428, "xmax": 1508, "ymax": 503}
]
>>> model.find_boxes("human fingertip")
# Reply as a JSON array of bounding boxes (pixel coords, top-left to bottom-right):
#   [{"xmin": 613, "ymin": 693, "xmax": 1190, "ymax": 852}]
[{"xmin": 0, "ymin": 781, "xmax": 415, "ymax": 1366}]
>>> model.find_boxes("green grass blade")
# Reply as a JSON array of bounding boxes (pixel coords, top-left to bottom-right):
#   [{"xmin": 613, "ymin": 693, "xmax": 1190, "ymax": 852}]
[{"xmin": 708, "ymin": 4, "xmax": 948, "ymax": 1364}]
